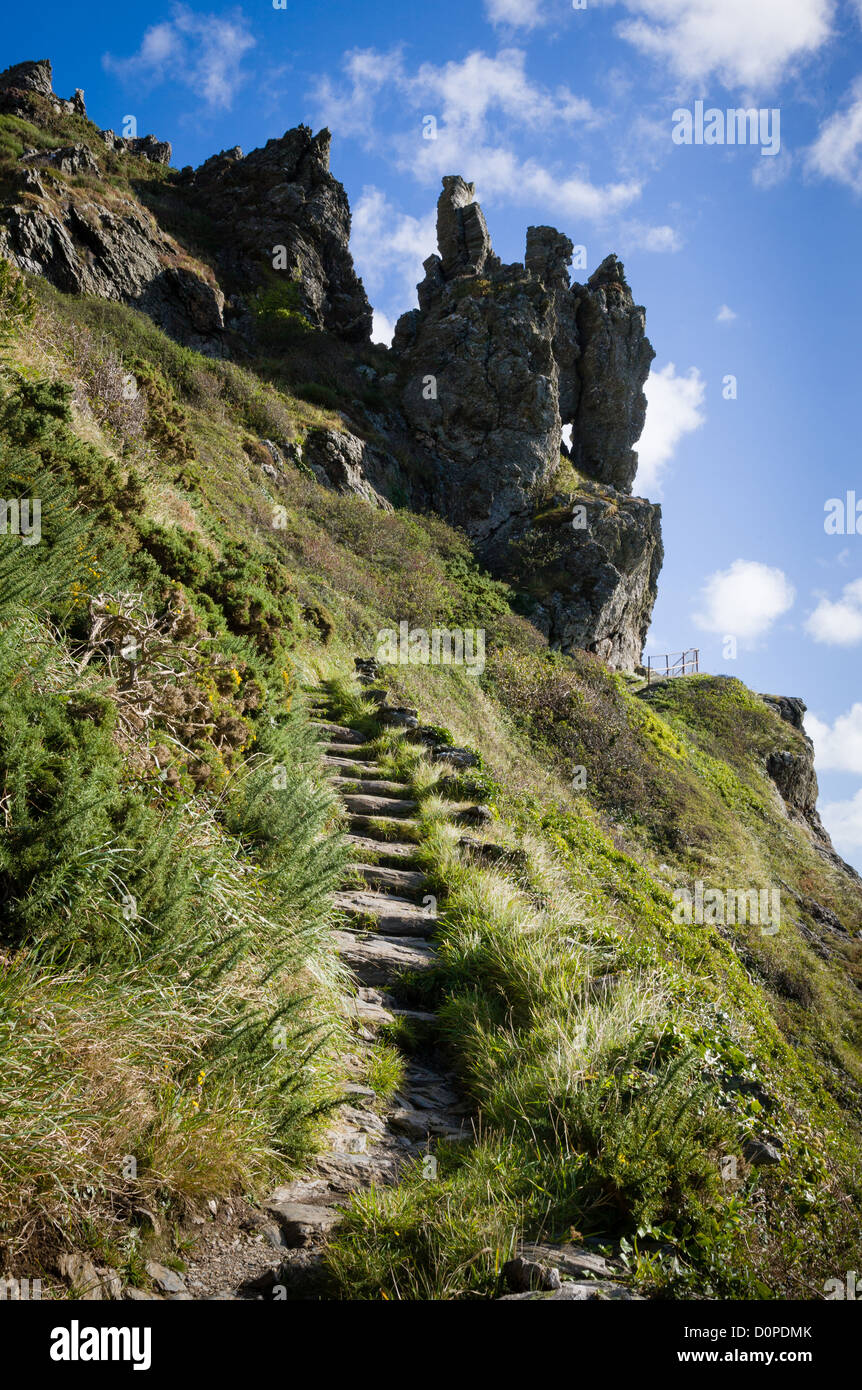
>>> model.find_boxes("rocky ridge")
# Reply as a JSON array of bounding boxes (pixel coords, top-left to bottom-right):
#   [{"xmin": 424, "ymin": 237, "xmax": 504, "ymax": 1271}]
[
  {"xmin": 177, "ymin": 127, "xmax": 372, "ymax": 341},
  {"xmin": 0, "ymin": 56, "xmax": 660, "ymax": 670}
]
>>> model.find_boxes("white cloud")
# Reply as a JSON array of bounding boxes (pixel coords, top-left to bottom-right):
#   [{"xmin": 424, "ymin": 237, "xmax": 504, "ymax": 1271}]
[
  {"xmin": 485, "ymin": 0, "xmax": 549, "ymax": 27},
  {"xmin": 371, "ymin": 310, "xmax": 395, "ymax": 347},
  {"xmin": 103, "ymin": 5, "xmax": 255, "ymax": 109},
  {"xmin": 311, "ymin": 48, "xmax": 639, "ymax": 225},
  {"xmin": 310, "ymin": 47, "xmax": 406, "ymax": 136},
  {"xmin": 804, "ymin": 577, "xmax": 862, "ymax": 645},
  {"xmin": 806, "ymin": 703, "xmax": 862, "ymax": 774},
  {"xmin": 410, "ymin": 48, "xmax": 596, "ymax": 131},
  {"xmin": 351, "ymin": 187, "xmax": 437, "ymax": 310},
  {"xmin": 313, "ymin": 47, "xmax": 596, "ymax": 145},
  {"xmin": 818, "ymin": 788, "xmax": 862, "ymax": 861},
  {"xmin": 693, "ymin": 559, "xmax": 795, "ymax": 642},
  {"xmin": 611, "ymin": 0, "xmax": 834, "ymax": 90},
  {"xmin": 635, "ymin": 363, "xmax": 706, "ymax": 491},
  {"xmin": 716, "ymin": 304, "xmax": 736, "ymax": 322},
  {"xmin": 620, "ymin": 220, "xmax": 683, "ymax": 252},
  {"xmin": 805, "ymin": 77, "xmax": 862, "ymax": 194},
  {"xmin": 752, "ymin": 146, "xmax": 794, "ymax": 189}
]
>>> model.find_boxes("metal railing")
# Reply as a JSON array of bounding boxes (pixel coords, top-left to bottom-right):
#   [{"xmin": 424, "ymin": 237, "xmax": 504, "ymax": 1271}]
[{"xmin": 646, "ymin": 649, "xmax": 699, "ymax": 684}]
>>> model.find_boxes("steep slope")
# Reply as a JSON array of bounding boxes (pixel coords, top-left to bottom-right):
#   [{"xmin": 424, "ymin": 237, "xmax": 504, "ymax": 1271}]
[{"xmin": 0, "ymin": 59, "xmax": 860, "ymax": 1301}]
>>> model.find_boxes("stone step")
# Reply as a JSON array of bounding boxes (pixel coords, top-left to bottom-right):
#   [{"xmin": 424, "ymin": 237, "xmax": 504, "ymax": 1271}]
[
  {"xmin": 345, "ymin": 995, "xmax": 395, "ymax": 1026},
  {"xmin": 348, "ymin": 862, "xmax": 430, "ymax": 896},
  {"xmin": 390, "ymin": 1007, "xmax": 438, "ymax": 1025},
  {"xmin": 327, "ymin": 742, "xmax": 377, "ymax": 758},
  {"xmin": 310, "ymin": 721, "xmax": 366, "ymax": 744},
  {"xmin": 313, "ymin": 1149, "xmax": 400, "ymax": 1192},
  {"xmin": 395, "ymin": 1082, "xmax": 465, "ymax": 1112},
  {"xmin": 332, "ymin": 930, "xmax": 436, "ymax": 985},
  {"xmin": 323, "ymin": 757, "xmax": 381, "ymax": 776},
  {"xmin": 387, "ymin": 1107, "xmax": 467, "ymax": 1142},
  {"xmin": 344, "ymin": 834, "xmax": 420, "ymax": 864},
  {"xmin": 342, "ymin": 793, "xmax": 419, "ymax": 818},
  {"xmin": 334, "ymin": 890, "xmax": 436, "ymax": 937},
  {"xmin": 343, "ymin": 994, "xmax": 439, "ymax": 1031},
  {"xmin": 335, "ymin": 777, "xmax": 411, "ymax": 798},
  {"xmin": 262, "ymin": 1196, "xmax": 341, "ymax": 1248},
  {"xmin": 356, "ymin": 987, "xmax": 438, "ymax": 1027},
  {"xmin": 347, "ymin": 814, "xmax": 420, "ymax": 839}
]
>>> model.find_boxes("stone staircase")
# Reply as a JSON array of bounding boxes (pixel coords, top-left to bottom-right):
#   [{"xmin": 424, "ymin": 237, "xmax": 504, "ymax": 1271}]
[
  {"xmin": 181, "ymin": 680, "xmax": 641, "ymax": 1301},
  {"xmin": 193, "ymin": 687, "xmax": 476, "ymax": 1298}
]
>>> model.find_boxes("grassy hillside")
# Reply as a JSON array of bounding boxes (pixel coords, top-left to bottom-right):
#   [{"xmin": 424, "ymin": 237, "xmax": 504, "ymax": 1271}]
[{"xmin": 1, "ymin": 258, "xmax": 860, "ymax": 1297}]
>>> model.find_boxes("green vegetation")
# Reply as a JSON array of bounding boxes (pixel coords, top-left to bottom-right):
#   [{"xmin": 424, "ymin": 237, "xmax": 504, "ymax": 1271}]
[
  {"xmin": 327, "ymin": 722, "xmax": 862, "ymax": 1300},
  {"xmin": 1, "ymin": 254, "xmax": 861, "ymax": 1298}
]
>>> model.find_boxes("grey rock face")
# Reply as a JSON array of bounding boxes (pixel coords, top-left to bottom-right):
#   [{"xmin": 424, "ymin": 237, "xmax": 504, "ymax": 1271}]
[
  {"xmin": 391, "ymin": 176, "xmax": 660, "ymax": 670},
  {"xmin": 759, "ymin": 694, "xmax": 824, "ymax": 829},
  {"xmin": 436, "ymin": 176, "xmax": 496, "ymax": 278},
  {"xmin": 102, "ymin": 130, "xmax": 173, "ymax": 166},
  {"xmin": 0, "ymin": 192, "xmax": 225, "ymax": 351},
  {"xmin": 761, "ymin": 694, "xmax": 807, "ymax": 732},
  {"xmin": 766, "ymin": 748, "xmax": 819, "ymax": 819},
  {"xmin": 572, "ymin": 255, "xmax": 655, "ymax": 491},
  {"xmin": 303, "ymin": 428, "xmax": 395, "ymax": 509},
  {"xmin": 0, "ymin": 61, "xmax": 215, "ymax": 345},
  {"xmin": 510, "ymin": 486, "xmax": 663, "ymax": 671},
  {"xmin": 185, "ymin": 126, "xmax": 372, "ymax": 342},
  {"xmin": 21, "ymin": 143, "xmax": 100, "ymax": 177},
  {"xmin": 0, "ymin": 58, "xmax": 55, "ymax": 98}
]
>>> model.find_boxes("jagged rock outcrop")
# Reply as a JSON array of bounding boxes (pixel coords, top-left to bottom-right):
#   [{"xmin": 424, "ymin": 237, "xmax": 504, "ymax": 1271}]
[
  {"xmin": 181, "ymin": 127, "xmax": 372, "ymax": 342},
  {"xmin": 760, "ymin": 694, "xmax": 823, "ymax": 831},
  {"xmin": 573, "ymin": 255, "xmax": 654, "ymax": 491},
  {"xmin": 101, "ymin": 131, "xmax": 172, "ymax": 166},
  {"xmin": 303, "ymin": 428, "xmax": 396, "ymax": 510},
  {"xmin": 0, "ymin": 58, "xmax": 163, "ymax": 153},
  {"xmin": 0, "ymin": 187, "xmax": 225, "ymax": 350},
  {"xmin": 0, "ymin": 59, "xmax": 659, "ymax": 668},
  {"xmin": 0, "ymin": 58, "xmax": 85, "ymax": 119},
  {"xmin": 391, "ymin": 177, "xmax": 660, "ymax": 669},
  {"xmin": 0, "ymin": 59, "xmax": 220, "ymax": 347},
  {"xmin": 510, "ymin": 486, "xmax": 663, "ymax": 671},
  {"xmin": 0, "ymin": 58, "xmax": 55, "ymax": 98}
]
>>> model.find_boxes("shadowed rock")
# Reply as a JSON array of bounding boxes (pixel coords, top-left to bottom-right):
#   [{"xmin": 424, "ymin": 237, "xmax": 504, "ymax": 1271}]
[{"xmin": 391, "ymin": 175, "xmax": 660, "ymax": 670}]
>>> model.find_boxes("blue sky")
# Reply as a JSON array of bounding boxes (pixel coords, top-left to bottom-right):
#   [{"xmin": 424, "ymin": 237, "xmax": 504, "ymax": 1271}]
[{"xmin": 6, "ymin": 0, "xmax": 862, "ymax": 865}]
